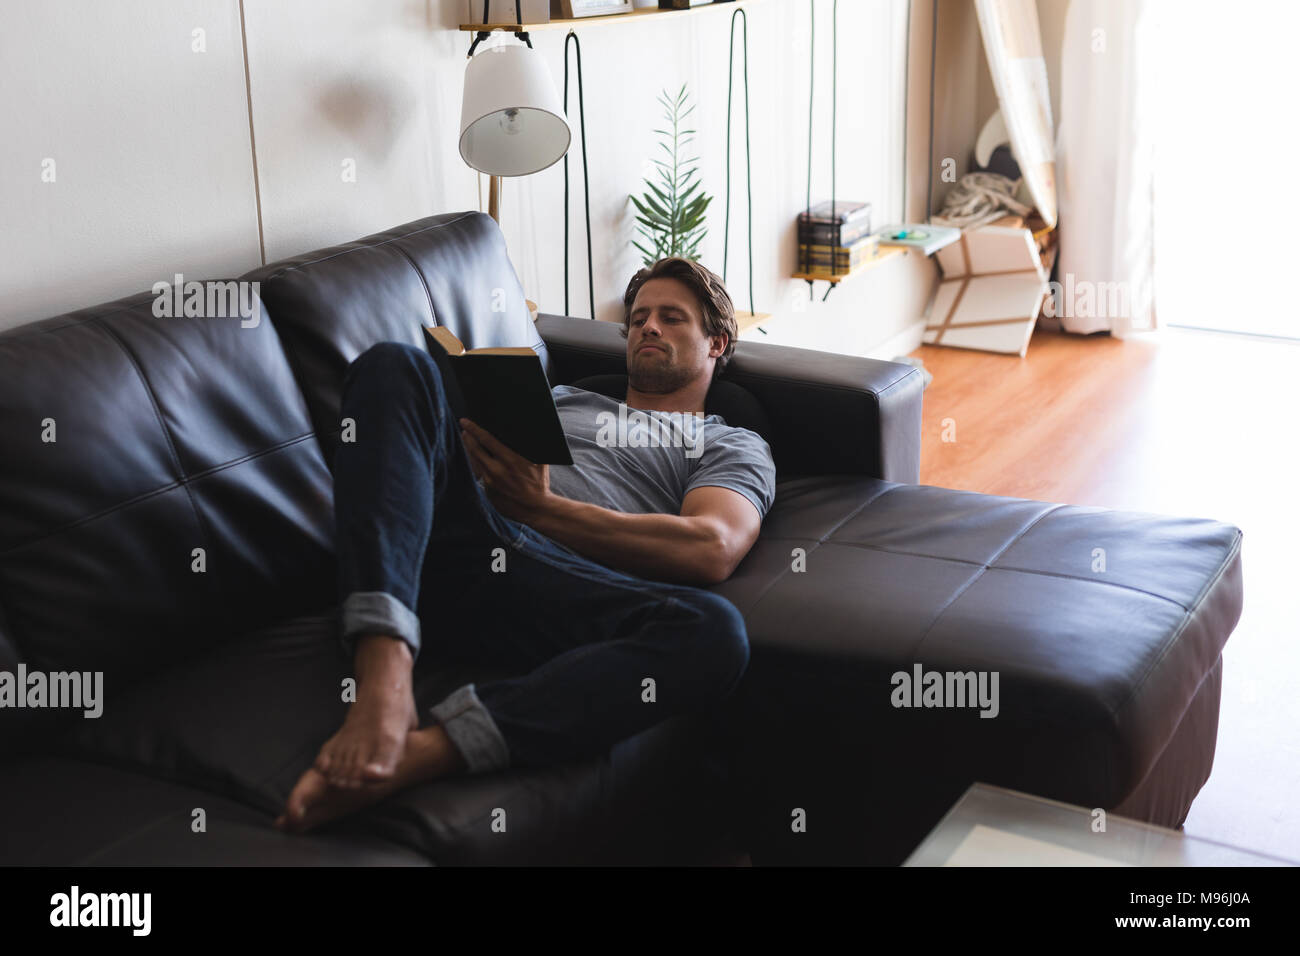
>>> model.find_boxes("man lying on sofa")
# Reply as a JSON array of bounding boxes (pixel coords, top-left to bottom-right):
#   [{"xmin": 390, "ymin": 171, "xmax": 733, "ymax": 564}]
[{"xmin": 275, "ymin": 257, "xmax": 776, "ymax": 832}]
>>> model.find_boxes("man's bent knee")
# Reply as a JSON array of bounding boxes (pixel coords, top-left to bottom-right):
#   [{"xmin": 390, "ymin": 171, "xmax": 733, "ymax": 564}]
[
  {"xmin": 680, "ymin": 591, "xmax": 750, "ymax": 696},
  {"xmin": 343, "ymin": 341, "xmax": 448, "ymax": 413},
  {"xmin": 347, "ymin": 341, "xmax": 436, "ymax": 387}
]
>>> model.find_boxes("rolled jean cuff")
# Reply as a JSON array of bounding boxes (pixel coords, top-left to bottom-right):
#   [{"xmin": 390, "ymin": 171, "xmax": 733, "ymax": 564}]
[
  {"xmin": 429, "ymin": 683, "xmax": 510, "ymax": 774},
  {"xmin": 340, "ymin": 591, "xmax": 421, "ymax": 659}
]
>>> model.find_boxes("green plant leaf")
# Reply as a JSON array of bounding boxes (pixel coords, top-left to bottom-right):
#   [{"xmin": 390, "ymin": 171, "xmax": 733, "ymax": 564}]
[
  {"xmin": 629, "ymin": 83, "xmax": 712, "ymax": 265},
  {"xmin": 644, "ymin": 190, "xmax": 671, "ymax": 215},
  {"xmin": 632, "ymin": 206, "xmax": 668, "ymax": 229}
]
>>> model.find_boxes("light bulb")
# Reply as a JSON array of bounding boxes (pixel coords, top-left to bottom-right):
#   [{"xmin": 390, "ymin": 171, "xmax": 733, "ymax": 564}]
[{"xmin": 498, "ymin": 108, "xmax": 522, "ymax": 136}]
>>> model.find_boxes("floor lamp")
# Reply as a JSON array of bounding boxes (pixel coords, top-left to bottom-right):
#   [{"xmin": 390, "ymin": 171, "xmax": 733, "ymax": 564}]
[{"xmin": 460, "ymin": 16, "xmax": 571, "ymax": 321}]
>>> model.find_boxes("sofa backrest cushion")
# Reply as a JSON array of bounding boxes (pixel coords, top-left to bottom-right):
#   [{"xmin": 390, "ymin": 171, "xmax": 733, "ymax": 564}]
[
  {"xmin": 0, "ymin": 290, "xmax": 336, "ymax": 687},
  {"xmin": 243, "ymin": 211, "xmax": 548, "ymax": 467}
]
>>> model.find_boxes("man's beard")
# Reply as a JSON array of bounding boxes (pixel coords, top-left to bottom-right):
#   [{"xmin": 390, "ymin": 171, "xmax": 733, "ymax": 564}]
[{"xmin": 629, "ymin": 348, "xmax": 695, "ymax": 394}]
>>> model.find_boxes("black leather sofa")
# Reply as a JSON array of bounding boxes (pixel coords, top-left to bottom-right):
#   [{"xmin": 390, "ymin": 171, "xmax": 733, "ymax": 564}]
[{"xmin": 0, "ymin": 212, "xmax": 1243, "ymax": 865}]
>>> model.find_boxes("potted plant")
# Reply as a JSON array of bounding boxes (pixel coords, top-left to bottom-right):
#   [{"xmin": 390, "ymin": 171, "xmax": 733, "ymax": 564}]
[{"xmin": 630, "ymin": 83, "xmax": 712, "ymax": 265}]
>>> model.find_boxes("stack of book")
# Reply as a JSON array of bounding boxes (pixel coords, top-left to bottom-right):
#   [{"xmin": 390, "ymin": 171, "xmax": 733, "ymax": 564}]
[{"xmin": 796, "ymin": 200, "xmax": 877, "ymax": 277}]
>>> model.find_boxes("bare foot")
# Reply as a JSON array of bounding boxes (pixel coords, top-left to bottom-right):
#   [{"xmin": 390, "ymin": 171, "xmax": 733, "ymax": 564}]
[
  {"xmin": 276, "ymin": 725, "xmax": 465, "ymax": 833},
  {"xmin": 314, "ymin": 635, "xmax": 418, "ymax": 788}
]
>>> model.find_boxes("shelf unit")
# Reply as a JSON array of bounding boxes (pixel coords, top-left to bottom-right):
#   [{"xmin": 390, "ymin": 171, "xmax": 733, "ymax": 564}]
[
  {"xmin": 460, "ymin": 0, "xmax": 763, "ymax": 33},
  {"xmin": 735, "ymin": 310, "xmax": 770, "ymax": 332},
  {"xmin": 791, "ymin": 246, "xmax": 905, "ymax": 285}
]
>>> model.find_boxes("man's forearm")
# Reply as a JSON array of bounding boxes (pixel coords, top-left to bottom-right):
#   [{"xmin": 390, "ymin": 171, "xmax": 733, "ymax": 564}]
[{"xmin": 527, "ymin": 494, "xmax": 725, "ymax": 586}]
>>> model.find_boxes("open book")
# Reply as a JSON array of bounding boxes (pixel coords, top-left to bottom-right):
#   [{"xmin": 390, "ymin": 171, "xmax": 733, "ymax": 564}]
[{"xmin": 422, "ymin": 326, "xmax": 573, "ymax": 465}]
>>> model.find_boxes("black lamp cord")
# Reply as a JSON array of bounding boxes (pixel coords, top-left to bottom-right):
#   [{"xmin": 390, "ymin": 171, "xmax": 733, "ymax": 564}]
[
  {"xmin": 825, "ymin": 0, "xmax": 836, "ymax": 302},
  {"xmin": 723, "ymin": 8, "xmax": 759, "ymax": 331},
  {"xmin": 468, "ymin": 0, "xmax": 531, "ymax": 56},
  {"xmin": 563, "ymin": 31, "xmax": 594, "ymax": 320}
]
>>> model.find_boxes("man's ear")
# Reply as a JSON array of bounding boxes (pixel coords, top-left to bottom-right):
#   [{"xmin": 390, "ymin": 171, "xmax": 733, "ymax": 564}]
[{"xmin": 709, "ymin": 333, "xmax": 728, "ymax": 359}]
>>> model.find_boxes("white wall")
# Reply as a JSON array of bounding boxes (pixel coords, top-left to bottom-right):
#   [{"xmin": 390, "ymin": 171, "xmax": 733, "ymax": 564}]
[
  {"xmin": 1, "ymin": 0, "xmax": 936, "ymax": 360},
  {"xmin": 0, "ymin": 0, "xmax": 262, "ymax": 325}
]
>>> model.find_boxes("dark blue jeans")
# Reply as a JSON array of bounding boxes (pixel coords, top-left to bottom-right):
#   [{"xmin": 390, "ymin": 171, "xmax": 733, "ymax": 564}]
[{"xmin": 333, "ymin": 342, "xmax": 750, "ymax": 774}]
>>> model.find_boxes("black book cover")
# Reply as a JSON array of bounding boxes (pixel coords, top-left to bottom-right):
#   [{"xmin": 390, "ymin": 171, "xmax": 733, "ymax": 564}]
[{"xmin": 423, "ymin": 326, "xmax": 573, "ymax": 465}]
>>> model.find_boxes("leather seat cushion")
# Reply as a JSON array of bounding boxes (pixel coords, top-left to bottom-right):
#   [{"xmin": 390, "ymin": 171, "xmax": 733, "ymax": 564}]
[
  {"xmin": 49, "ymin": 611, "xmax": 741, "ymax": 865},
  {"xmin": 0, "ymin": 755, "xmax": 430, "ymax": 865}
]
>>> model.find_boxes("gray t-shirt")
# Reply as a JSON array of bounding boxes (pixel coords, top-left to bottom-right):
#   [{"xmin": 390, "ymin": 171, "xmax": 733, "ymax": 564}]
[{"xmin": 546, "ymin": 385, "xmax": 777, "ymax": 521}]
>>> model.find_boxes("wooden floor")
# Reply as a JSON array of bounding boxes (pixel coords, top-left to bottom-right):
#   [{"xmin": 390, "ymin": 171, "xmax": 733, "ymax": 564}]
[{"xmin": 909, "ymin": 326, "xmax": 1300, "ymax": 861}]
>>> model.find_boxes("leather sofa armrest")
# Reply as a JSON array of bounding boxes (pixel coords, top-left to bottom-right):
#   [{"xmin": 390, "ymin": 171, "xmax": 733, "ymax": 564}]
[
  {"xmin": 535, "ymin": 313, "xmax": 631, "ymax": 382},
  {"xmin": 534, "ymin": 313, "xmax": 923, "ymax": 482}
]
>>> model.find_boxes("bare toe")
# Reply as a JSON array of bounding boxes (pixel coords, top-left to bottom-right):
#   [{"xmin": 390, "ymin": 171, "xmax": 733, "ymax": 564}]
[{"xmin": 281, "ymin": 768, "xmax": 330, "ymax": 832}]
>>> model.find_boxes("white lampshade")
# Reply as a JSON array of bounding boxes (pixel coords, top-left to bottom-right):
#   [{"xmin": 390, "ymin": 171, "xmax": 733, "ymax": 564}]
[{"xmin": 459, "ymin": 41, "xmax": 571, "ymax": 177}]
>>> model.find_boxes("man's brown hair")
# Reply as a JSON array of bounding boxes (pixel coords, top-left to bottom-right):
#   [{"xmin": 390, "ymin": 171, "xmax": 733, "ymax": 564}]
[{"xmin": 621, "ymin": 258, "xmax": 738, "ymax": 381}]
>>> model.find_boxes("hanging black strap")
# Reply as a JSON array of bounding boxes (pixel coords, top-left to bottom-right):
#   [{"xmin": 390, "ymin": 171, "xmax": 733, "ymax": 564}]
[
  {"xmin": 467, "ymin": 0, "xmax": 532, "ymax": 55},
  {"xmin": 804, "ymin": 0, "xmax": 840, "ymax": 303},
  {"xmin": 515, "ymin": 0, "xmax": 532, "ymax": 48},
  {"xmin": 804, "ymin": 0, "xmax": 814, "ymax": 297},
  {"xmin": 723, "ymin": 7, "xmax": 756, "ymax": 322},
  {"xmin": 563, "ymin": 31, "xmax": 594, "ymax": 321},
  {"xmin": 823, "ymin": 0, "xmax": 838, "ymax": 302},
  {"xmin": 830, "ymin": 0, "xmax": 836, "ymax": 246}
]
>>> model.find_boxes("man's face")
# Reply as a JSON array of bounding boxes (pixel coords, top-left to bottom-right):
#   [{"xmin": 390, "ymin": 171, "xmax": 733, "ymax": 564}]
[{"xmin": 626, "ymin": 277, "xmax": 725, "ymax": 394}]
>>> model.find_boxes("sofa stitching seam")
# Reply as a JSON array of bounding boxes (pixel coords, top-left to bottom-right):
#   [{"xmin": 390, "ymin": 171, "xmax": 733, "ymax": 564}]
[
  {"xmin": 755, "ymin": 537, "xmax": 1193, "ymax": 610},
  {"xmin": 906, "ymin": 503, "xmax": 1067, "ymax": 659},
  {"xmin": 391, "ymin": 244, "xmax": 438, "ymax": 325},
  {"xmin": 90, "ymin": 319, "xmax": 217, "ymax": 564},
  {"xmin": 0, "ymin": 432, "xmax": 318, "ymax": 557},
  {"xmin": 739, "ymin": 483, "xmax": 898, "ymax": 614}
]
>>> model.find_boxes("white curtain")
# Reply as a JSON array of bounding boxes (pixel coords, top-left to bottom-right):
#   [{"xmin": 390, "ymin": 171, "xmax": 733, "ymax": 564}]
[{"xmin": 1052, "ymin": 0, "xmax": 1157, "ymax": 336}]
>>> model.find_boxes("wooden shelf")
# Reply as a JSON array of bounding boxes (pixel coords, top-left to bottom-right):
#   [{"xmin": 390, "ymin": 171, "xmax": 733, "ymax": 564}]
[
  {"xmin": 735, "ymin": 310, "xmax": 770, "ymax": 332},
  {"xmin": 791, "ymin": 246, "xmax": 905, "ymax": 284},
  {"xmin": 460, "ymin": 0, "xmax": 762, "ymax": 33}
]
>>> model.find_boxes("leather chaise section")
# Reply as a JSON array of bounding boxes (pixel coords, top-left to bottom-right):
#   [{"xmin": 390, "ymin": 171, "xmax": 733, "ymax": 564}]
[{"xmin": 713, "ymin": 478, "xmax": 1243, "ymax": 864}]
